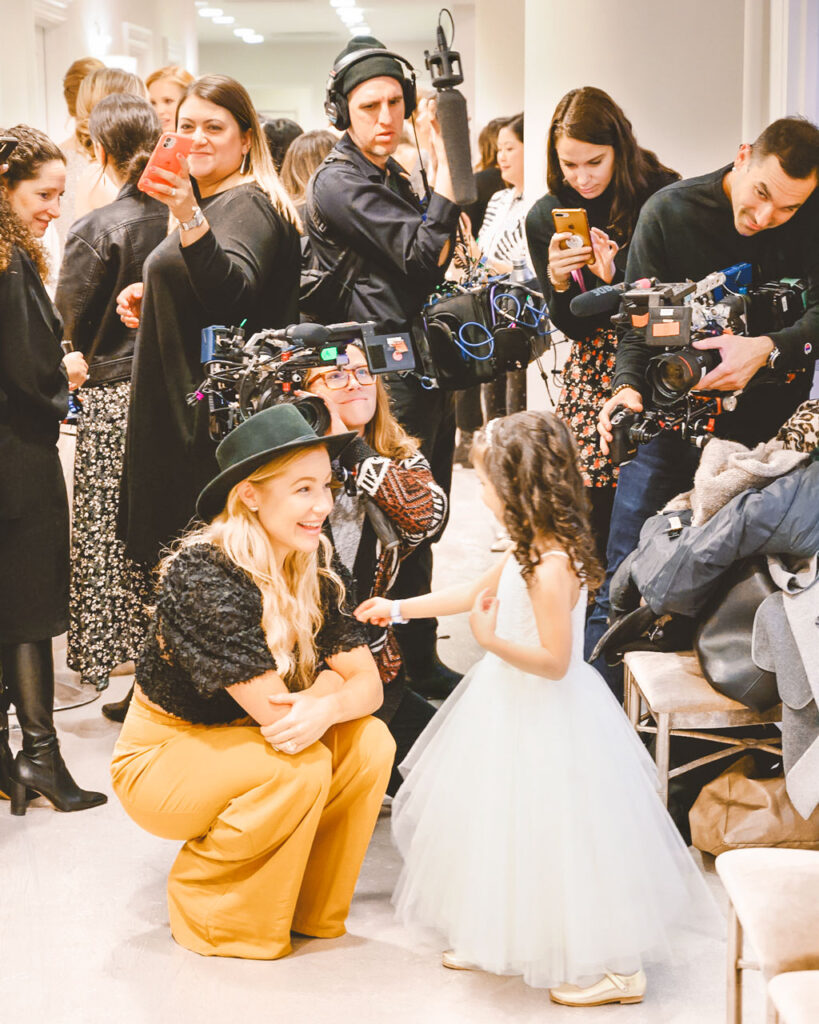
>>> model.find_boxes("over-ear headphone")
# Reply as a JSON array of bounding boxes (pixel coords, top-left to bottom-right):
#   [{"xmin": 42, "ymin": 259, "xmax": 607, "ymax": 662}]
[{"xmin": 324, "ymin": 48, "xmax": 417, "ymax": 132}]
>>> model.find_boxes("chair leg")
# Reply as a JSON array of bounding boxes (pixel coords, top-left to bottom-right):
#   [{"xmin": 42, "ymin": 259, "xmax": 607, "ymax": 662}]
[
  {"xmin": 625, "ymin": 670, "xmax": 640, "ymax": 728},
  {"xmin": 726, "ymin": 906, "xmax": 743, "ymax": 1024},
  {"xmin": 655, "ymin": 712, "xmax": 670, "ymax": 807}
]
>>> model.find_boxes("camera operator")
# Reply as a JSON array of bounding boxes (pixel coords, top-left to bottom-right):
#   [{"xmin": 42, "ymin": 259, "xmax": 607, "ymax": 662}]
[
  {"xmin": 589, "ymin": 117, "xmax": 819, "ymax": 690},
  {"xmin": 305, "ymin": 36, "xmax": 461, "ymax": 698},
  {"xmin": 304, "ymin": 344, "xmax": 447, "ymax": 794}
]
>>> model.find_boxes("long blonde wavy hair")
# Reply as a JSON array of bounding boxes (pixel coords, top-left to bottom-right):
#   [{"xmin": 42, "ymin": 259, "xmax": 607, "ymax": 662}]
[{"xmin": 161, "ymin": 449, "xmax": 345, "ymax": 691}]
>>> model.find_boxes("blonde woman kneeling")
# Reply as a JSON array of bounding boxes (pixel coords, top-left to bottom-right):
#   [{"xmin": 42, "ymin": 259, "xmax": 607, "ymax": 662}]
[{"xmin": 111, "ymin": 405, "xmax": 395, "ymax": 959}]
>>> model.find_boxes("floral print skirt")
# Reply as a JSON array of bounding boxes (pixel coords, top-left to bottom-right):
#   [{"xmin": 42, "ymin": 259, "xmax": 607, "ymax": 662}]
[
  {"xmin": 556, "ymin": 327, "xmax": 620, "ymax": 489},
  {"xmin": 67, "ymin": 381, "xmax": 154, "ymax": 689}
]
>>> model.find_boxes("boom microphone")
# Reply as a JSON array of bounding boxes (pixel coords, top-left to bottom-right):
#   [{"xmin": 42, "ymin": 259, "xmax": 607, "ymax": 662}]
[
  {"xmin": 569, "ymin": 278, "xmax": 652, "ymax": 317},
  {"xmin": 426, "ymin": 12, "xmax": 477, "ymax": 207}
]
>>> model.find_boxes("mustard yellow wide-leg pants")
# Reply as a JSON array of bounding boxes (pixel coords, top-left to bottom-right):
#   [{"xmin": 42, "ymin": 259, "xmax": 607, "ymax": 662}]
[{"xmin": 111, "ymin": 697, "xmax": 395, "ymax": 960}]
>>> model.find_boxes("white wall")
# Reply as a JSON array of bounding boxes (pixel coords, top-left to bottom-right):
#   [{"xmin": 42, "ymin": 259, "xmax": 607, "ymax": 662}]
[
  {"xmin": 0, "ymin": 0, "xmax": 197, "ymax": 139},
  {"xmin": 198, "ymin": 38, "xmax": 446, "ymax": 134},
  {"xmin": 523, "ymin": 0, "xmax": 747, "ymax": 205},
  {"xmin": 473, "ymin": 0, "xmax": 524, "ymax": 128}
]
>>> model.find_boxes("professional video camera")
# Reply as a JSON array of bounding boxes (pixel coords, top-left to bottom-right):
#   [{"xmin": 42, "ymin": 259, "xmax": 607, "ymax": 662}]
[
  {"xmin": 413, "ymin": 264, "xmax": 552, "ymax": 391},
  {"xmin": 595, "ymin": 263, "xmax": 807, "ymax": 465},
  {"xmin": 189, "ymin": 320, "xmax": 415, "ymax": 442}
]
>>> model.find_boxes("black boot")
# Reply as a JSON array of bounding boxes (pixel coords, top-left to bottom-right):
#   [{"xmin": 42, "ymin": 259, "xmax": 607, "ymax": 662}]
[
  {"xmin": 0, "ymin": 706, "xmax": 14, "ymax": 801},
  {"xmin": 1, "ymin": 640, "xmax": 107, "ymax": 815},
  {"xmin": 403, "ymin": 653, "xmax": 463, "ymax": 700},
  {"xmin": 101, "ymin": 683, "xmax": 134, "ymax": 723}
]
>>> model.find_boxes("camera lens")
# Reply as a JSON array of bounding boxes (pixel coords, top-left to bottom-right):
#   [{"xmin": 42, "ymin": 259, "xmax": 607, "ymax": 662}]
[
  {"xmin": 291, "ymin": 395, "xmax": 331, "ymax": 436},
  {"xmin": 647, "ymin": 348, "xmax": 721, "ymax": 404}
]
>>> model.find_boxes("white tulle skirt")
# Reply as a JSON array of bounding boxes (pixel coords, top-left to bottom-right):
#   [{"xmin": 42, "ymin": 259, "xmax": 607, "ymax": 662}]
[{"xmin": 391, "ymin": 652, "xmax": 722, "ymax": 988}]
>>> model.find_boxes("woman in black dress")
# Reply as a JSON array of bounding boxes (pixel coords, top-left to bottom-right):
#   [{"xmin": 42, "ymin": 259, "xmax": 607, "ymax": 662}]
[
  {"xmin": 0, "ymin": 125, "xmax": 105, "ymax": 814},
  {"xmin": 55, "ymin": 94, "xmax": 168, "ymax": 692},
  {"xmin": 116, "ymin": 74, "xmax": 301, "ymax": 570},
  {"xmin": 526, "ymin": 88, "xmax": 678, "ymax": 558},
  {"xmin": 108, "ymin": 75, "xmax": 301, "ymax": 722}
]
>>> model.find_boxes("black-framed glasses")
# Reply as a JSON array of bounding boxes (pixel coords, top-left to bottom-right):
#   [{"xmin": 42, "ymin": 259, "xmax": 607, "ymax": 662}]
[{"xmin": 313, "ymin": 366, "xmax": 375, "ymax": 390}]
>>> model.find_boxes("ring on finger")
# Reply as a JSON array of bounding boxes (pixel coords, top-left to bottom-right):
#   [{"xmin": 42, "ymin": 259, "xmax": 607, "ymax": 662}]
[
  {"xmin": 170, "ymin": 187, "xmax": 177, "ymax": 197},
  {"xmin": 285, "ymin": 740, "xmax": 297, "ymax": 754}
]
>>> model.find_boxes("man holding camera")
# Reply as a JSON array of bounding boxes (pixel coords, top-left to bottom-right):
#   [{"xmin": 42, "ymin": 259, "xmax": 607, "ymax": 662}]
[
  {"xmin": 305, "ymin": 37, "xmax": 461, "ymax": 697},
  {"xmin": 588, "ymin": 116, "xmax": 819, "ymax": 687}
]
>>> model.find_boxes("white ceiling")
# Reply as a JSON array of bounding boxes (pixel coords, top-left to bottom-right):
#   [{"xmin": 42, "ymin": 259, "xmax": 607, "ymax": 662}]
[{"xmin": 195, "ymin": 0, "xmax": 464, "ymax": 45}]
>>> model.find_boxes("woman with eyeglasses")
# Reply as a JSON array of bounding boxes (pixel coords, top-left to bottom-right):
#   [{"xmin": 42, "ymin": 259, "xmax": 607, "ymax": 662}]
[{"xmin": 305, "ymin": 345, "xmax": 447, "ymax": 793}]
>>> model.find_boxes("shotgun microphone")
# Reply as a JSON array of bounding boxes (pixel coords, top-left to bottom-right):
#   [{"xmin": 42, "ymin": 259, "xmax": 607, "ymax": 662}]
[
  {"xmin": 569, "ymin": 279, "xmax": 652, "ymax": 317},
  {"xmin": 425, "ymin": 11, "xmax": 477, "ymax": 206}
]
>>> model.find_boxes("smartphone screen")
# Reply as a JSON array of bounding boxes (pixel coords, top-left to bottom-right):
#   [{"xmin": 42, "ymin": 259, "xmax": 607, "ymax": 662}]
[
  {"xmin": 552, "ymin": 208, "xmax": 593, "ymax": 265},
  {"xmin": 0, "ymin": 137, "xmax": 19, "ymax": 165},
  {"xmin": 138, "ymin": 132, "xmax": 194, "ymax": 194}
]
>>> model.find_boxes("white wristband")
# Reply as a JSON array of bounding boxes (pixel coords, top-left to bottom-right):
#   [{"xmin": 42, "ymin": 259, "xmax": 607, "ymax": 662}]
[{"xmin": 390, "ymin": 599, "xmax": 408, "ymax": 625}]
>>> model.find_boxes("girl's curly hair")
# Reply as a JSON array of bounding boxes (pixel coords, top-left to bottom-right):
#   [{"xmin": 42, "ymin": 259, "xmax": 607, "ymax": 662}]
[
  {"xmin": 474, "ymin": 410, "xmax": 604, "ymax": 591},
  {"xmin": 0, "ymin": 125, "xmax": 64, "ymax": 278}
]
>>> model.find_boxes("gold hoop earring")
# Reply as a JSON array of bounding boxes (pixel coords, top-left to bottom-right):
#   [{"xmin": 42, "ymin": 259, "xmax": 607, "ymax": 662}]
[{"xmin": 240, "ymin": 151, "xmax": 251, "ymax": 175}]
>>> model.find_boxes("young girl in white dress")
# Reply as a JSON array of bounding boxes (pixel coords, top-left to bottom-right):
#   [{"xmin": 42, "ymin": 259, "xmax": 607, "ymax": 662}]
[{"xmin": 355, "ymin": 410, "xmax": 719, "ymax": 1007}]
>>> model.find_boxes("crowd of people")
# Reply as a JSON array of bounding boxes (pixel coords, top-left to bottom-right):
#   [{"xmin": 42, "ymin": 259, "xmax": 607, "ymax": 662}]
[{"xmin": 1, "ymin": 32, "xmax": 817, "ymax": 1010}]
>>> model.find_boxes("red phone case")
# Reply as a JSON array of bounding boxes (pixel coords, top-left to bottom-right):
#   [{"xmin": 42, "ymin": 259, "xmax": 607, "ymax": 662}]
[{"xmin": 137, "ymin": 132, "xmax": 193, "ymax": 194}]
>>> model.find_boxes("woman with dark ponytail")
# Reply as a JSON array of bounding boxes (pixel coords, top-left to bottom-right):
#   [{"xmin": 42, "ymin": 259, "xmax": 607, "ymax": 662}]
[
  {"xmin": 55, "ymin": 93, "xmax": 168, "ymax": 696},
  {"xmin": 526, "ymin": 88, "xmax": 678, "ymax": 559}
]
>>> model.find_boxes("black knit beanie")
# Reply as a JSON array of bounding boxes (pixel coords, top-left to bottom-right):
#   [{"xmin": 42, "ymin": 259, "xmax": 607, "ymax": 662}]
[{"xmin": 333, "ymin": 36, "xmax": 406, "ymax": 97}]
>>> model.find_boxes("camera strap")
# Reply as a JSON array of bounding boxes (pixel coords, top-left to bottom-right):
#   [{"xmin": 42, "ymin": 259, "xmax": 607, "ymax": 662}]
[{"xmin": 301, "ymin": 153, "xmax": 365, "ymax": 321}]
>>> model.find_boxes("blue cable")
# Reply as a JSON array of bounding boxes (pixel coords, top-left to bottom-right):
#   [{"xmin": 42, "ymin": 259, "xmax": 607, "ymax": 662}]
[{"xmin": 456, "ymin": 321, "xmax": 495, "ymax": 360}]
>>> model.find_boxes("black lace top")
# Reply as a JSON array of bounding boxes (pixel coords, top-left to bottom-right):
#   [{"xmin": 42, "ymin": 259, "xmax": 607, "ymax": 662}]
[{"xmin": 136, "ymin": 543, "xmax": 371, "ymax": 725}]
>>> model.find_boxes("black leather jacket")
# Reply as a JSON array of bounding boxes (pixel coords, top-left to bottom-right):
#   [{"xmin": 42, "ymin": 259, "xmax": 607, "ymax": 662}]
[{"xmin": 55, "ymin": 183, "xmax": 167, "ymax": 386}]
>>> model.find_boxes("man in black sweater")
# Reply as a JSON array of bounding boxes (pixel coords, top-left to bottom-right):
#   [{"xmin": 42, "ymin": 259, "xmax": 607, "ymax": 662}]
[{"xmin": 587, "ymin": 117, "xmax": 819, "ymax": 691}]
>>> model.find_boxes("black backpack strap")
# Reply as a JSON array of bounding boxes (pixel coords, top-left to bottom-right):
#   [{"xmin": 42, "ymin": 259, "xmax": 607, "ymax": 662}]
[{"xmin": 302, "ymin": 153, "xmax": 364, "ymax": 319}]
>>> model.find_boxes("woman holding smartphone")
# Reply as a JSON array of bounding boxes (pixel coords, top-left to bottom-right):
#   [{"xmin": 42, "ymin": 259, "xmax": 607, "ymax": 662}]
[
  {"xmin": 116, "ymin": 75, "xmax": 301, "ymax": 570},
  {"xmin": 526, "ymin": 88, "xmax": 678, "ymax": 557}
]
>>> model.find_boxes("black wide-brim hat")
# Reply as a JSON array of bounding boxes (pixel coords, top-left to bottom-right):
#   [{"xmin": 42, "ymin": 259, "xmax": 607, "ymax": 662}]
[{"xmin": 197, "ymin": 404, "xmax": 356, "ymax": 521}]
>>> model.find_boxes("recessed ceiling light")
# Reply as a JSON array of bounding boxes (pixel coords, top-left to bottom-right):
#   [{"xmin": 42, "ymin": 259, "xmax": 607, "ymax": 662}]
[
  {"xmin": 212, "ymin": 14, "xmax": 234, "ymax": 23},
  {"xmin": 244, "ymin": 33, "xmax": 264, "ymax": 44},
  {"xmin": 233, "ymin": 27, "xmax": 255, "ymax": 37},
  {"xmin": 198, "ymin": 7, "xmax": 223, "ymax": 17},
  {"xmin": 353, "ymin": 25, "xmax": 371, "ymax": 35},
  {"xmin": 338, "ymin": 8, "xmax": 364, "ymax": 24}
]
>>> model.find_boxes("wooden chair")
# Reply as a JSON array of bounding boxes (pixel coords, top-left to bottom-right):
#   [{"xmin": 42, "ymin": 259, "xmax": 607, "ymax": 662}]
[
  {"xmin": 623, "ymin": 649, "xmax": 781, "ymax": 806},
  {"xmin": 716, "ymin": 849, "xmax": 819, "ymax": 1023},
  {"xmin": 768, "ymin": 971, "xmax": 819, "ymax": 1024}
]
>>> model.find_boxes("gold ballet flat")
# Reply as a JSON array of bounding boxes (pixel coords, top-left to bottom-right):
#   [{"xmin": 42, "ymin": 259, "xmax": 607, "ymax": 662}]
[{"xmin": 549, "ymin": 969, "xmax": 647, "ymax": 1006}]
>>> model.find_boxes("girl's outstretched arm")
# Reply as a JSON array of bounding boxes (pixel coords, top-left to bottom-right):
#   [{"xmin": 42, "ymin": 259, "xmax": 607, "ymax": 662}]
[
  {"xmin": 355, "ymin": 552, "xmax": 511, "ymax": 626},
  {"xmin": 470, "ymin": 556, "xmax": 579, "ymax": 679}
]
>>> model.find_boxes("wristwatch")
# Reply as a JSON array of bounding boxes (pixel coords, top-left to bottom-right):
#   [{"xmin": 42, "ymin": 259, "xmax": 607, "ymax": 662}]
[
  {"xmin": 180, "ymin": 205, "xmax": 205, "ymax": 232},
  {"xmin": 766, "ymin": 344, "xmax": 781, "ymax": 370}
]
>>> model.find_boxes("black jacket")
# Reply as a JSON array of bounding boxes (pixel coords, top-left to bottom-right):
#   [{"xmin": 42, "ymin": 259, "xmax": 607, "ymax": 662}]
[
  {"xmin": 631, "ymin": 460, "xmax": 819, "ymax": 617},
  {"xmin": 304, "ymin": 133, "xmax": 460, "ymax": 332},
  {"xmin": 0, "ymin": 247, "xmax": 70, "ymax": 640},
  {"xmin": 54, "ymin": 184, "xmax": 167, "ymax": 386}
]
